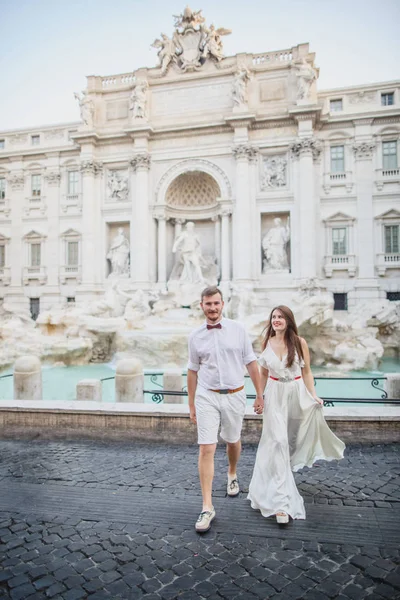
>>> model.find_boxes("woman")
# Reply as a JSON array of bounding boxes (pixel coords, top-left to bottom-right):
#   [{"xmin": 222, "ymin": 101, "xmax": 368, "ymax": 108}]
[{"xmin": 248, "ymin": 305, "xmax": 345, "ymax": 524}]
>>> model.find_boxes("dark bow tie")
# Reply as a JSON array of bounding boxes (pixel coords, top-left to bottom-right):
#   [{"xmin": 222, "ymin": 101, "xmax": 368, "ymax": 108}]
[{"xmin": 207, "ymin": 323, "xmax": 222, "ymax": 330}]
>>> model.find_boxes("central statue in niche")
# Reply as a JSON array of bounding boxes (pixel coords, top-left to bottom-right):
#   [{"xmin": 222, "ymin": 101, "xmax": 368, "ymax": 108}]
[
  {"xmin": 168, "ymin": 220, "xmax": 218, "ymax": 306},
  {"xmin": 172, "ymin": 221, "xmax": 204, "ymax": 284}
]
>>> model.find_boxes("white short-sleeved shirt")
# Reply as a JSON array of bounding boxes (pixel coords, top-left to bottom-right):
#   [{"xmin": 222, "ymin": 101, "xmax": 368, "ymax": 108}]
[{"xmin": 187, "ymin": 317, "xmax": 256, "ymax": 390}]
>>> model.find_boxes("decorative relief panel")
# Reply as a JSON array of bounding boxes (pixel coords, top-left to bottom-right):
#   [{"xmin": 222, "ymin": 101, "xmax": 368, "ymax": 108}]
[
  {"xmin": 44, "ymin": 171, "xmax": 61, "ymax": 186},
  {"xmin": 352, "ymin": 141, "xmax": 375, "ymax": 160},
  {"xmin": 166, "ymin": 171, "xmax": 220, "ymax": 207},
  {"xmin": 348, "ymin": 91, "xmax": 375, "ymax": 104},
  {"xmin": 44, "ymin": 129, "xmax": 65, "ymax": 140},
  {"xmin": 260, "ymin": 155, "xmax": 287, "ymax": 189},
  {"xmin": 9, "ymin": 134, "xmax": 28, "ymax": 146},
  {"xmin": 107, "ymin": 171, "xmax": 129, "ymax": 201}
]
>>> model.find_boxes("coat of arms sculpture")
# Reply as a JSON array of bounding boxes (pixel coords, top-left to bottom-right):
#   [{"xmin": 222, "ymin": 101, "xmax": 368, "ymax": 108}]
[{"xmin": 151, "ymin": 5, "xmax": 231, "ymax": 74}]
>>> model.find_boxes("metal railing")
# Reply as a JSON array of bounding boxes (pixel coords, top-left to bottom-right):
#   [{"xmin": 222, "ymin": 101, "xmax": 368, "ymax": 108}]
[{"xmin": 137, "ymin": 373, "xmax": 398, "ymax": 407}]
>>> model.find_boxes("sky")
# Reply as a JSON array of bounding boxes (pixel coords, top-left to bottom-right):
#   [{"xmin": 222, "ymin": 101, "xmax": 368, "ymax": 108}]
[{"xmin": 1, "ymin": 0, "xmax": 399, "ymax": 131}]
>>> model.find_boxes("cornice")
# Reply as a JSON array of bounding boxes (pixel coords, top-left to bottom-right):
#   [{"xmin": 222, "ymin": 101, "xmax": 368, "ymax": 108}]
[
  {"xmin": 71, "ymin": 131, "xmax": 100, "ymax": 145},
  {"xmin": 224, "ymin": 114, "xmax": 256, "ymax": 129}
]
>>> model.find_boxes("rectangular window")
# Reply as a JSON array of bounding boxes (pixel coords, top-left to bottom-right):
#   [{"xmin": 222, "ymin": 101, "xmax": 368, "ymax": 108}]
[
  {"xmin": 31, "ymin": 135, "xmax": 40, "ymax": 146},
  {"xmin": 0, "ymin": 140, "xmax": 5, "ymax": 150},
  {"xmin": 330, "ymin": 98, "xmax": 343, "ymax": 112},
  {"xmin": 0, "ymin": 178, "xmax": 6, "ymax": 200},
  {"xmin": 67, "ymin": 241, "xmax": 79, "ymax": 266},
  {"xmin": 333, "ymin": 293, "xmax": 348, "ymax": 311},
  {"xmin": 385, "ymin": 225, "xmax": 399, "ymax": 254},
  {"xmin": 68, "ymin": 171, "xmax": 79, "ymax": 195},
  {"xmin": 31, "ymin": 174, "xmax": 41, "ymax": 197},
  {"xmin": 330, "ymin": 145, "xmax": 345, "ymax": 173},
  {"xmin": 381, "ymin": 92, "xmax": 394, "ymax": 106},
  {"xmin": 387, "ymin": 292, "xmax": 400, "ymax": 301},
  {"xmin": 30, "ymin": 298, "xmax": 40, "ymax": 321},
  {"xmin": 0, "ymin": 245, "xmax": 5, "ymax": 268},
  {"xmin": 382, "ymin": 141, "xmax": 398, "ymax": 170},
  {"xmin": 67, "ymin": 297, "xmax": 75, "ymax": 303},
  {"xmin": 30, "ymin": 243, "xmax": 41, "ymax": 267},
  {"xmin": 332, "ymin": 227, "xmax": 347, "ymax": 255}
]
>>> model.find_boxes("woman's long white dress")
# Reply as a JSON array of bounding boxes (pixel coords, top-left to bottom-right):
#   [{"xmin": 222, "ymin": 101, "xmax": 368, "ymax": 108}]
[{"xmin": 247, "ymin": 343, "xmax": 345, "ymax": 520}]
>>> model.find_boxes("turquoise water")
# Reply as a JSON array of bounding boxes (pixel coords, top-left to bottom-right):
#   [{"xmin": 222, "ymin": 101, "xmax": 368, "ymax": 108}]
[{"xmin": 0, "ymin": 358, "xmax": 399, "ymax": 405}]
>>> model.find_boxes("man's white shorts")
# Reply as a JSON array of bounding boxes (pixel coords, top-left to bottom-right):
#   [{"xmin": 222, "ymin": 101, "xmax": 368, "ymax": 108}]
[{"xmin": 195, "ymin": 386, "xmax": 247, "ymax": 445}]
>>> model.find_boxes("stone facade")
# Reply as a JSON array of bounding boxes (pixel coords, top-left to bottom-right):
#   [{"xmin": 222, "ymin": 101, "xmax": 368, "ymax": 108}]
[{"xmin": 0, "ymin": 8, "xmax": 399, "ymax": 316}]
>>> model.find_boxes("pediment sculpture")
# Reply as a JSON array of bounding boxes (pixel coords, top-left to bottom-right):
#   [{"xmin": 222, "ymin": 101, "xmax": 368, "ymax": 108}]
[{"xmin": 151, "ymin": 6, "xmax": 231, "ymax": 74}]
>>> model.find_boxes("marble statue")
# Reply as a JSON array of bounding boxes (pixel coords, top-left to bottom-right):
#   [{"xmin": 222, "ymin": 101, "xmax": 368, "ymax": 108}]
[
  {"xmin": 107, "ymin": 228, "xmax": 130, "ymax": 276},
  {"xmin": 151, "ymin": 9, "xmax": 231, "ymax": 73},
  {"xmin": 107, "ymin": 171, "xmax": 128, "ymax": 201},
  {"xmin": 262, "ymin": 217, "xmax": 290, "ymax": 272},
  {"xmin": 294, "ymin": 57, "xmax": 317, "ymax": 101},
  {"xmin": 74, "ymin": 91, "xmax": 94, "ymax": 128},
  {"xmin": 203, "ymin": 24, "xmax": 231, "ymax": 61},
  {"xmin": 129, "ymin": 79, "xmax": 148, "ymax": 119},
  {"xmin": 261, "ymin": 156, "xmax": 287, "ymax": 188},
  {"xmin": 173, "ymin": 6, "xmax": 205, "ymax": 30},
  {"xmin": 232, "ymin": 68, "xmax": 250, "ymax": 106},
  {"xmin": 124, "ymin": 290, "xmax": 151, "ymax": 328},
  {"xmin": 151, "ymin": 33, "xmax": 178, "ymax": 74},
  {"xmin": 172, "ymin": 221, "xmax": 204, "ymax": 284}
]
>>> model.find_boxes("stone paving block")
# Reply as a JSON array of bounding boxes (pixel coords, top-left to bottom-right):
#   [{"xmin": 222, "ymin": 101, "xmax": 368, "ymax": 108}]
[
  {"xmin": 45, "ymin": 582, "xmax": 67, "ymax": 597},
  {"xmin": 374, "ymin": 583, "xmax": 398, "ymax": 599},
  {"xmin": 342, "ymin": 583, "xmax": 370, "ymax": 599}
]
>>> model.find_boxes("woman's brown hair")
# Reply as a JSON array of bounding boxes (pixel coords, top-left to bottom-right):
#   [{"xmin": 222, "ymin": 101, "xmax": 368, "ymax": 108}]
[{"xmin": 261, "ymin": 305, "xmax": 304, "ymax": 368}]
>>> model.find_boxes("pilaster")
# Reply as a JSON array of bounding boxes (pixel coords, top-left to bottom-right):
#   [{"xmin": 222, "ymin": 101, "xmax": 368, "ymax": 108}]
[
  {"xmin": 232, "ymin": 144, "xmax": 258, "ymax": 283},
  {"xmin": 130, "ymin": 152, "xmax": 151, "ymax": 286}
]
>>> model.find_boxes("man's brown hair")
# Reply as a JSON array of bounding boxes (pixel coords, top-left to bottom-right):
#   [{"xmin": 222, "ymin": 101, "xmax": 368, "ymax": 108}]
[{"xmin": 201, "ymin": 286, "xmax": 223, "ymax": 301}]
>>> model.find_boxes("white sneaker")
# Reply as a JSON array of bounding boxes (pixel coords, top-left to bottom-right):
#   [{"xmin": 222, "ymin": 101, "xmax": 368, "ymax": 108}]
[
  {"xmin": 276, "ymin": 511, "xmax": 289, "ymax": 524},
  {"xmin": 227, "ymin": 476, "xmax": 240, "ymax": 497},
  {"xmin": 195, "ymin": 507, "xmax": 216, "ymax": 533}
]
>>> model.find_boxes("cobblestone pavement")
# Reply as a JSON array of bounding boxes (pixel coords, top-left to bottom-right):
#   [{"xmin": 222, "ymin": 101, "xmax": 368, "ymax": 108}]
[{"xmin": 0, "ymin": 440, "xmax": 399, "ymax": 599}]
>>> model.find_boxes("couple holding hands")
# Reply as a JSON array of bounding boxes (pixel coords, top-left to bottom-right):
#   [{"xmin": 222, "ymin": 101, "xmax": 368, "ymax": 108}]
[{"xmin": 187, "ymin": 286, "xmax": 345, "ymax": 533}]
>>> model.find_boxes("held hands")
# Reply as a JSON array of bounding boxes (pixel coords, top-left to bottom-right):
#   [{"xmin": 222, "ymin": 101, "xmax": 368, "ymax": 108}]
[
  {"xmin": 189, "ymin": 405, "xmax": 197, "ymax": 424},
  {"xmin": 253, "ymin": 395, "xmax": 264, "ymax": 415}
]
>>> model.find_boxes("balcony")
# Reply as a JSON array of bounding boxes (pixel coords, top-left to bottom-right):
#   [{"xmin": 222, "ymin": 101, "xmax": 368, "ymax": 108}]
[
  {"xmin": 376, "ymin": 252, "xmax": 400, "ymax": 276},
  {"xmin": 324, "ymin": 254, "xmax": 356, "ymax": 277},
  {"xmin": 0, "ymin": 197, "xmax": 10, "ymax": 217},
  {"xmin": 22, "ymin": 266, "xmax": 47, "ymax": 285},
  {"xmin": 61, "ymin": 193, "xmax": 82, "ymax": 213},
  {"xmin": 323, "ymin": 172, "xmax": 353, "ymax": 194},
  {"xmin": 0, "ymin": 267, "xmax": 11, "ymax": 286},
  {"xmin": 59, "ymin": 265, "xmax": 82, "ymax": 284},
  {"xmin": 375, "ymin": 168, "xmax": 400, "ymax": 191},
  {"xmin": 24, "ymin": 196, "xmax": 47, "ymax": 216}
]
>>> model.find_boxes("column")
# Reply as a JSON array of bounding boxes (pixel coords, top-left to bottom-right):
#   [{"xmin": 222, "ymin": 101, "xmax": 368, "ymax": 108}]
[
  {"xmin": 80, "ymin": 160, "xmax": 102, "ymax": 288},
  {"xmin": 156, "ymin": 215, "xmax": 167, "ymax": 286},
  {"xmin": 130, "ymin": 153, "xmax": 151, "ymax": 286},
  {"xmin": 212, "ymin": 215, "xmax": 221, "ymax": 270},
  {"xmin": 291, "ymin": 138, "xmax": 321, "ymax": 280},
  {"xmin": 353, "ymin": 141, "xmax": 379, "ymax": 298},
  {"xmin": 174, "ymin": 218, "xmax": 185, "ymax": 239},
  {"xmin": 220, "ymin": 209, "xmax": 231, "ymax": 282},
  {"xmin": 232, "ymin": 145, "xmax": 258, "ymax": 283}
]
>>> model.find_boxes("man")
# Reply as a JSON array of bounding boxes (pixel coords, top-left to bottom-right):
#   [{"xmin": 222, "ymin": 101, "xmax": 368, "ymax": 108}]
[{"xmin": 188, "ymin": 286, "xmax": 264, "ymax": 533}]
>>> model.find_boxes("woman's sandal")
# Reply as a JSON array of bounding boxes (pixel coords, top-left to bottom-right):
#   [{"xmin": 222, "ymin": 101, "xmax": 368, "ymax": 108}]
[{"xmin": 276, "ymin": 511, "xmax": 289, "ymax": 524}]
